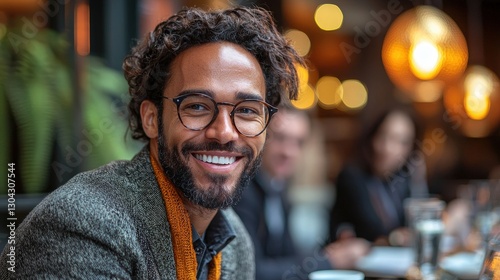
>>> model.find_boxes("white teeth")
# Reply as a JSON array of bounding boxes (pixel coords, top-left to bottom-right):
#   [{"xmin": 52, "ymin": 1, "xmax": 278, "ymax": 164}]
[{"xmin": 195, "ymin": 154, "xmax": 236, "ymax": 165}]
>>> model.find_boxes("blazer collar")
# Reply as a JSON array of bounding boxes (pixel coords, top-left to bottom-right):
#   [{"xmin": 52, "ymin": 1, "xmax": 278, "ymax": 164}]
[{"xmin": 125, "ymin": 145, "xmax": 176, "ymax": 279}]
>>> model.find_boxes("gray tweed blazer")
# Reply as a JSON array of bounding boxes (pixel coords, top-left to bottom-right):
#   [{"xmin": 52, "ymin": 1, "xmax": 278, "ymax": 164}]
[{"xmin": 0, "ymin": 146, "xmax": 255, "ymax": 279}]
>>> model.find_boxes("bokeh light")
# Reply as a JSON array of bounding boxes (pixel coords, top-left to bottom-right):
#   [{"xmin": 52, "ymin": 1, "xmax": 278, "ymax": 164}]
[
  {"xmin": 341, "ymin": 79, "xmax": 367, "ymax": 110},
  {"xmin": 444, "ymin": 65, "xmax": 500, "ymax": 137},
  {"xmin": 463, "ymin": 69, "xmax": 494, "ymax": 120},
  {"xmin": 382, "ymin": 5, "xmax": 468, "ymax": 102},
  {"xmin": 292, "ymin": 84, "xmax": 316, "ymax": 110},
  {"xmin": 75, "ymin": 1, "xmax": 90, "ymax": 56},
  {"xmin": 295, "ymin": 63, "xmax": 309, "ymax": 91},
  {"xmin": 291, "ymin": 63, "xmax": 316, "ymax": 110},
  {"xmin": 316, "ymin": 76, "xmax": 342, "ymax": 109},
  {"xmin": 314, "ymin": 4, "xmax": 343, "ymax": 31},
  {"xmin": 409, "ymin": 40, "xmax": 443, "ymax": 80},
  {"xmin": 284, "ymin": 29, "xmax": 311, "ymax": 57}
]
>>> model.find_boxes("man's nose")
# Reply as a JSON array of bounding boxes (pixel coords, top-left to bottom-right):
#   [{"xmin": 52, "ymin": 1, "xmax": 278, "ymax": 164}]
[{"xmin": 204, "ymin": 107, "xmax": 239, "ymax": 144}]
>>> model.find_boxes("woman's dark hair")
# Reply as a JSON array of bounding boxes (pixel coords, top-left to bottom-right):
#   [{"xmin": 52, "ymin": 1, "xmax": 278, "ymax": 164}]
[
  {"xmin": 123, "ymin": 6, "xmax": 305, "ymax": 141},
  {"xmin": 360, "ymin": 107, "xmax": 421, "ymax": 173}
]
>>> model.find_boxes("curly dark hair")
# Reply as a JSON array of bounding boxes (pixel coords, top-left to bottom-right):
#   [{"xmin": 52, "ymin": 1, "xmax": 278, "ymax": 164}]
[{"xmin": 123, "ymin": 6, "xmax": 305, "ymax": 141}]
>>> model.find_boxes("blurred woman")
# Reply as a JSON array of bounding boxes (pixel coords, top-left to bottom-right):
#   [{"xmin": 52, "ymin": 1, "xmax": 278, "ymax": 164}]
[{"xmin": 329, "ymin": 108, "xmax": 428, "ymax": 245}]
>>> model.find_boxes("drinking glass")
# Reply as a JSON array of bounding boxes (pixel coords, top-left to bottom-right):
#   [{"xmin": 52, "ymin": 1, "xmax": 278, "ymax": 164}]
[
  {"xmin": 405, "ymin": 198, "xmax": 446, "ymax": 279},
  {"xmin": 457, "ymin": 180, "xmax": 500, "ymax": 256}
]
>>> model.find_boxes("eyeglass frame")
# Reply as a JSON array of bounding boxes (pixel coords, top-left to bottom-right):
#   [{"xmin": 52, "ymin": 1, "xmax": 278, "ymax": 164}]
[{"xmin": 162, "ymin": 92, "xmax": 279, "ymax": 137}]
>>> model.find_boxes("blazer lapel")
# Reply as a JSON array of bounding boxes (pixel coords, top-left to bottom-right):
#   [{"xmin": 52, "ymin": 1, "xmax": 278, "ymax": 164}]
[{"xmin": 125, "ymin": 146, "xmax": 177, "ymax": 279}]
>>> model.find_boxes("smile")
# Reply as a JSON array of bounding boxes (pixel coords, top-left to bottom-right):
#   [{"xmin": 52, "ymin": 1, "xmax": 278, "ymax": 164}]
[{"xmin": 194, "ymin": 154, "xmax": 236, "ymax": 165}]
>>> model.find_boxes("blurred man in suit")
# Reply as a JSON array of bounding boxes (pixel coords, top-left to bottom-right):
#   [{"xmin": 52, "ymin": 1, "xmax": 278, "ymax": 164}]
[{"xmin": 234, "ymin": 105, "xmax": 370, "ymax": 280}]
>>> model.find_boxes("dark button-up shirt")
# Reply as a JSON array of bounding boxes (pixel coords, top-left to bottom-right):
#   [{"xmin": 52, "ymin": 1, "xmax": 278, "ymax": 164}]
[{"xmin": 193, "ymin": 210, "xmax": 236, "ymax": 280}]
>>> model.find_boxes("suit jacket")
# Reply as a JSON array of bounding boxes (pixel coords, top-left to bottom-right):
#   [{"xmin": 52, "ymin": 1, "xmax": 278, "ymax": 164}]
[
  {"xmin": 233, "ymin": 170, "xmax": 331, "ymax": 280},
  {"xmin": 0, "ymin": 146, "xmax": 254, "ymax": 279},
  {"xmin": 329, "ymin": 164, "xmax": 414, "ymax": 242}
]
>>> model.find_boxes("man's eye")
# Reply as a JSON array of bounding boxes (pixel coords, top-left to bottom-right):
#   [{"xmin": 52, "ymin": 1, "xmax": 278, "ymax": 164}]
[
  {"xmin": 235, "ymin": 107, "xmax": 259, "ymax": 115},
  {"xmin": 184, "ymin": 103, "xmax": 211, "ymax": 111}
]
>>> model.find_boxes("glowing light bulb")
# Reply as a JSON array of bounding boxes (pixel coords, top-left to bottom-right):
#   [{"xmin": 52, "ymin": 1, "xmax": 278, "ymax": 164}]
[
  {"xmin": 465, "ymin": 91, "xmax": 490, "ymax": 120},
  {"xmin": 409, "ymin": 40, "xmax": 443, "ymax": 80},
  {"xmin": 464, "ymin": 73, "xmax": 492, "ymax": 120}
]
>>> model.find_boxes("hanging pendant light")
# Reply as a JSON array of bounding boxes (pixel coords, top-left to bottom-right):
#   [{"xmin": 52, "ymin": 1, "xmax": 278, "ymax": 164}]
[
  {"xmin": 443, "ymin": 65, "xmax": 500, "ymax": 138},
  {"xmin": 382, "ymin": 5, "xmax": 468, "ymax": 102},
  {"xmin": 442, "ymin": 0, "xmax": 500, "ymax": 138}
]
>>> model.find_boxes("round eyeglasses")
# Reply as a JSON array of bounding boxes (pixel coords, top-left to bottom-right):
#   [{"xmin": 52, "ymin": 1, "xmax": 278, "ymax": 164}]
[{"xmin": 163, "ymin": 93, "xmax": 278, "ymax": 137}]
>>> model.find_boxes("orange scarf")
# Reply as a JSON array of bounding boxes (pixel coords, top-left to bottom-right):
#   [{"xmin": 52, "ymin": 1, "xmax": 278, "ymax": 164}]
[{"xmin": 150, "ymin": 153, "xmax": 222, "ymax": 280}]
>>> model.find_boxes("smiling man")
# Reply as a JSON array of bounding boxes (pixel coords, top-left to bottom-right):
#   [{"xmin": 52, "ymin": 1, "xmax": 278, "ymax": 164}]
[
  {"xmin": 0, "ymin": 6, "xmax": 303, "ymax": 279},
  {"xmin": 144, "ymin": 42, "xmax": 268, "ymax": 213}
]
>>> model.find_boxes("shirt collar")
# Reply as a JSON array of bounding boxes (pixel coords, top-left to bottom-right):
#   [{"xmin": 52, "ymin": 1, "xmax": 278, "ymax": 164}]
[{"xmin": 192, "ymin": 210, "xmax": 236, "ymax": 255}]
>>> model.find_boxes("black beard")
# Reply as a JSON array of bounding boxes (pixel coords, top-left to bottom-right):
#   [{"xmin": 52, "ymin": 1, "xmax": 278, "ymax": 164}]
[{"xmin": 157, "ymin": 118, "xmax": 261, "ymax": 209}]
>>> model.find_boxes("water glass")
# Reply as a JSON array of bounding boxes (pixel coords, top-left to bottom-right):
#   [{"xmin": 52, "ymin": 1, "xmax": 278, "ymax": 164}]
[{"xmin": 405, "ymin": 198, "xmax": 446, "ymax": 279}]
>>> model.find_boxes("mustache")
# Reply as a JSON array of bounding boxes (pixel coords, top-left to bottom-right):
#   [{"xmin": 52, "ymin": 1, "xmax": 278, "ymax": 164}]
[{"xmin": 181, "ymin": 141, "xmax": 253, "ymax": 158}]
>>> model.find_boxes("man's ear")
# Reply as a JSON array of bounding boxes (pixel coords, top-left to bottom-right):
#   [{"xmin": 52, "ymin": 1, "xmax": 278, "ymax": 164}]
[{"xmin": 140, "ymin": 100, "xmax": 159, "ymax": 139}]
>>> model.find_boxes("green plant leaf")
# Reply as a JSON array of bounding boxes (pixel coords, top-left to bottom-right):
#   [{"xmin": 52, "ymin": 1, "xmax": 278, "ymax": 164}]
[{"xmin": 1, "ymin": 26, "xmax": 141, "ymax": 194}]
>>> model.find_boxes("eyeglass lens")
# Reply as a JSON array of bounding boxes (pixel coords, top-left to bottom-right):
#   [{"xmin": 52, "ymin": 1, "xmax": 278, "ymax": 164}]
[{"xmin": 177, "ymin": 94, "xmax": 271, "ymax": 136}]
